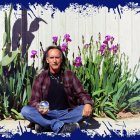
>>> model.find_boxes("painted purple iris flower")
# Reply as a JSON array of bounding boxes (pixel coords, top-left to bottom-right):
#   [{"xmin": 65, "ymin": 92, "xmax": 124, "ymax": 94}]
[
  {"xmin": 74, "ymin": 56, "xmax": 82, "ymax": 67},
  {"xmin": 31, "ymin": 50, "xmax": 37, "ymax": 58},
  {"xmin": 61, "ymin": 43, "xmax": 68, "ymax": 52},
  {"xmin": 103, "ymin": 40, "xmax": 108, "ymax": 45},
  {"xmin": 105, "ymin": 35, "xmax": 112, "ymax": 41},
  {"xmin": 99, "ymin": 44, "xmax": 106, "ymax": 55},
  {"xmin": 52, "ymin": 36, "xmax": 58, "ymax": 44},
  {"xmin": 63, "ymin": 34, "xmax": 72, "ymax": 42},
  {"xmin": 110, "ymin": 45, "xmax": 118, "ymax": 54},
  {"xmin": 103, "ymin": 35, "xmax": 114, "ymax": 44}
]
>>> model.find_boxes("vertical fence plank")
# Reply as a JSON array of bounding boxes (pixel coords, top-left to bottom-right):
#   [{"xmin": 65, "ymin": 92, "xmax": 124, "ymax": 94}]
[
  {"xmin": 132, "ymin": 10, "xmax": 140, "ymax": 78},
  {"xmin": 92, "ymin": 7, "xmax": 106, "ymax": 41},
  {"xmin": 65, "ymin": 9, "xmax": 79, "ymax": 61},
  {"xmin": 119, "ymin": 8, "xmax": 132, "ymax": 70},
  {"xmin": 105, "ymin": 8, "xmax": 120, "ymax": 44},
  {"xmin": 0, "ymin": 9, "xmax": 5, "ymax": 60},
  {"xmin": 37, "ymin": 5, "xmax": 53, "ymax": 68},
  {"xmin": 27, "ymin": 5, "xmax": 40, "ymax": 68}
]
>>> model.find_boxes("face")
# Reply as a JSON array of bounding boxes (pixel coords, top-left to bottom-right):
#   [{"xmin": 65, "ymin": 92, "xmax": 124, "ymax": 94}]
[{"xmin": 46, "ymin": 49, "xmax": 62, "ymax": 73}]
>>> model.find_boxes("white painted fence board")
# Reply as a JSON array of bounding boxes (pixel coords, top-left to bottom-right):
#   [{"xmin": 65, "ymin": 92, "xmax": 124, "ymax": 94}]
[
  {"xmin": 105, "ymin": 8, "xmax": 120, "ymax": 44},
  {"xmin": 65, "ymin": 9, "xmax": 79, "ymax": 59},
  {"xmin": 119, "ymin": 9, "xmax": 132, "ymax": 69},
  {"xmin": 37, "ymin": 6, "xmax": 53, "ymax": 68},
  {"xmin": 0, "ymin": 10, "xmax": 5, "ymax": 61},
  {"xmin": 132, "ymin": 11, "xmax": 140, "ymax": 78},
  {"xmin": 91, "ymin": 8, "xmax": 106, "ymax": 41},
  {"xmin": 27, "ymin": 5, "xmax": 40, "ymax": 67}
]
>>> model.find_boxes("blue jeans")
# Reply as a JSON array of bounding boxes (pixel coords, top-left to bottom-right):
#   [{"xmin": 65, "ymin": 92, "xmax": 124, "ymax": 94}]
[{"xmin": 21, "ymin": 105, "xmax": 84, "ymax": 133}]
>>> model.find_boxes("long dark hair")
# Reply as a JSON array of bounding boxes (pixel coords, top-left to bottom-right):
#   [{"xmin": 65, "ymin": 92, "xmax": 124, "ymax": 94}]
[{"xmin": 42, "ymin": 45, "xmax": 66, "ymax": 70}]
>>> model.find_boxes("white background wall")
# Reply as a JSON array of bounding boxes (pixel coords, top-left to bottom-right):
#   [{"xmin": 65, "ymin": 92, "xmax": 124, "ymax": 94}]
[{"xmin": 0, "ymin": 4, "xmax": 140, "ymax": 78}]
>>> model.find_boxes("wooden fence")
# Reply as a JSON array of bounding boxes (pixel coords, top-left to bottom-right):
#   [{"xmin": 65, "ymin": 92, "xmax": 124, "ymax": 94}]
[{"xmin": 0, "ymin": 4, "xmax": 140, "ymax": 77}]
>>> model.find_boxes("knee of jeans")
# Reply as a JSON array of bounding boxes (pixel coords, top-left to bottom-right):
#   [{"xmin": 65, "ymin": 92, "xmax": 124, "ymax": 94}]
[{"xmin": 21, "ymin": 106, "xmax": 31, "ymax": 117}]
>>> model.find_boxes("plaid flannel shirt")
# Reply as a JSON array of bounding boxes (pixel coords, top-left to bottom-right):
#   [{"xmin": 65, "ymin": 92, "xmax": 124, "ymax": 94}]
[{"xmin": 29, "ymin": 69, "xmax": 93, "ymax": 109}]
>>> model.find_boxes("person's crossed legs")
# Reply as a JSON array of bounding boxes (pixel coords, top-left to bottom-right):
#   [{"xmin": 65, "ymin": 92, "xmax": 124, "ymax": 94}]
[{"xmin": 21, "ymin": 105, "xmax": 84, "ymax": 133}]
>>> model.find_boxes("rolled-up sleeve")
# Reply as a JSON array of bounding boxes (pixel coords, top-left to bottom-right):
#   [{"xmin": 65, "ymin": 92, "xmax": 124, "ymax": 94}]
[
  {"xmin": 65, "ymin": 70, "xmax": 94, "ymax": 106},
  {"xmin": 29, "ymin": 73, "xmax": 44, "ymax": 108}
]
